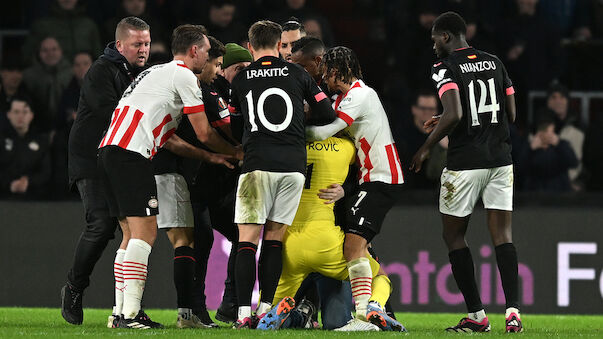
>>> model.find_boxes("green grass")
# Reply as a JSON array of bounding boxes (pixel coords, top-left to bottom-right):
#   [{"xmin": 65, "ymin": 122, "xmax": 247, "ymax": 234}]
[{"xmin": 0, "ymin": 308, "xmax": 601, "ymax": 338}]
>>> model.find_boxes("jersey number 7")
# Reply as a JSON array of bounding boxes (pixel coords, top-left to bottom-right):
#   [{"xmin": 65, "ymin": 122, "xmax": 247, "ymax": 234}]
[{"xmin": 468, "ymin": 78, "xmax": 500, "ymax": 126}]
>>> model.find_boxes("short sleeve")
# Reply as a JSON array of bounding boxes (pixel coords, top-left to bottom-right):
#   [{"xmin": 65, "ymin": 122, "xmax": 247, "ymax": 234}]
[
  {"xmin": 431, "ymin": 62, "xmax": 459, "ymax": 98},
  {"xmin": 302, "ymin": 69, "xmax": 335, "ymax": 125},
  {"xmin": 501, "ymin": 63, "xmax": 515, "ymax": 96},
  {"xmin": 228, "ymin": 78, "xmax": 241, "ymax": 115},
  {"xmin": 334, "ymin": 89, "xmax": 365, "ymax": 126},
  {"xmin": 174, "ymin": 68, "xmax": 205, "ymax": 115}
]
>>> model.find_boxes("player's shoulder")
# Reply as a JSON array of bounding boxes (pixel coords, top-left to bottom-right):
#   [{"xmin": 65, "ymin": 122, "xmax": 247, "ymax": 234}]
[
  {"xmin": 347, "ymin": 80, "xmax": 372, "ymax": 98},
  {"xmin": 172, "ymin": 61, "xmax": 196, "ymax": 80}
]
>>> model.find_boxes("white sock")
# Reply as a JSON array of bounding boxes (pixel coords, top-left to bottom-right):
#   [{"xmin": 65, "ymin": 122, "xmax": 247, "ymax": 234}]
[
  {"xmin": 238, "ymin": 306, "xmax": 252, "ymax": 321},
  {"xmin": 256, "ymin": 301, "xmax": 271, "ymax": 315},
  {"xmin": 468, "ymin": 309, "xmax": 487, "ymax": 322},
  {"xmin": 113, "ymin": 249, "xmax": 126, "ymax": 316},
  {"xmin": 506, "ymin": 307, "xmax": 520, "ymax": 318},
  {"xmin": 348, "ymin": 257, "xmax": 372, "ymax": 320},
  {"xmin": 122, "ymin": 239, "xmax": 151, "ymax": 319}
]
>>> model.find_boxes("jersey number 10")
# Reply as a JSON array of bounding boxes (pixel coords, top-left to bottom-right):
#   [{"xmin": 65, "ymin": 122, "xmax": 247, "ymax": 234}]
[
  {"xmin": 468, "ymin": 78, "xmax": 500, "ymax": 126},
  {"xmin": 245, "ymin": 88, "xmax": 293, "ymax": 132}
]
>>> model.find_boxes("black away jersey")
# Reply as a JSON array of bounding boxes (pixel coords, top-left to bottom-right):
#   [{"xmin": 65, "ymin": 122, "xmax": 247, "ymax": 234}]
[
  {"xmin": 431, "ymin": 47, "xmax": 514, "ymax": 170},
  {"xmin": 230, "ymin": 56, "xmax": 333, "ymax": 174}
]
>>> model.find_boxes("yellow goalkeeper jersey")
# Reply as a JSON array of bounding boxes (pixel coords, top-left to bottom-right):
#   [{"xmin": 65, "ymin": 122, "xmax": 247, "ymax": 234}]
[{"xmin": 291, "ymin": 136, "xmax": 356, "ymax": 226}]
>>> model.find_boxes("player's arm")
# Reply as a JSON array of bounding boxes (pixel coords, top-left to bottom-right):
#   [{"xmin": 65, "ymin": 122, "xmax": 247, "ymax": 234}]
[
  {"xmin": 176, "ymin": 70, "xmax": 243, "ymax": 160},
  {"xmin": 506, "ymin": 93, "xmax": 516, "ymax": 123},
  {"xmin": 305, "ymin": 118, "xmax": 348, "ymax": 141},
  {"xmin": 187, "ymin": 112, "xmax": 242, "ymax": 160},
  {"xmin": 163, "ymin": 134, "xmax": 235, "ymax": 169},
  {"xmin": 303, "ymin": 67, "xmax": 336, "ymax": 125},
  {"xmin": 410, "ymin": 89, "xmax": 462, "ymax": 172}
]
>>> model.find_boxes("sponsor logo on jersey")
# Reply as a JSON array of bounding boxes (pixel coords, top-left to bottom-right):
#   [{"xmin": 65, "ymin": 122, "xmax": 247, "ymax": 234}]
[
  {"xmin": 246, "ymin": 66, "xmax": 289, "ymax": 79},
  {"xmin": 432, "ymin": 68, "xmax": 447, "ymax": 82},
  {"xmin": 459, "ymin": 60, "xmax": 497, "ymax": 73}
]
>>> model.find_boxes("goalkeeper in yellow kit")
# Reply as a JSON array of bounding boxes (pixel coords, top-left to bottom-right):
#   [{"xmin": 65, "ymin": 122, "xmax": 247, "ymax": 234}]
[{"xmin": 260, "ymin": 136, "xmax": 404, "ymax": 331}]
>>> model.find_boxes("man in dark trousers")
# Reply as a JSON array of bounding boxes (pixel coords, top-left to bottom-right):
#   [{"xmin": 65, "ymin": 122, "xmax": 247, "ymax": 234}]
[{"xmin": 61, "ymin": 16, "xmax": 151, "ymax": 325}]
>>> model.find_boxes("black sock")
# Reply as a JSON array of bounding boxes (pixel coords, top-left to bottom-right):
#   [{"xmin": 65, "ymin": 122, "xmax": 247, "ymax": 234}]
[
  {"xmin": 258, "ymin": 240, "xmax": 283, "ymax": 305},
  {"xmin": 495, "ymin": 243, "xmax": 520, "ymax": 310},
  {"xmin": 222, "ymin": 241, "xmax": 238, "ymax": 305},
  {"xmin": 385, "ymin": 300, "xmax": 397, "ymax": 320},
  {"xmin": 449, "ymin": 247, "xmax": 483, "ymax": 313},
  {"xmin": 235, "ymin": 242, "xmax": 257, "ymax": 307},
  {"xmin": 174, "ymin": 246, "xmax": 195, "ymax": 309}
]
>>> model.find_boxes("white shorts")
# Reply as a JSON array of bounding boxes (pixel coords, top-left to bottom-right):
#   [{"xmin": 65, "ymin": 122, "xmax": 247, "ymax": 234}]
[
  {"xmin": 439, "ymin": 165, "xmax": 513, "ymax": 218},
  {"xmin": 154, "ymin": 173, "xmax": 194, "ymax": 229},
  {"xmin": 234, "ymin": 170, "xmax": 305, "ymax": 225}
]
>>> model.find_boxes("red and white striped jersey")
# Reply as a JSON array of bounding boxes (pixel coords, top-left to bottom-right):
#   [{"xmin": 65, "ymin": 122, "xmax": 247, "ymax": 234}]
[
  {"xmin": 334, "ymin": 80, "xmax": 404, "ymax": 185},
  {"xmin": 99, "ymin": 60, "xmax": 205, "ymax": 158}
]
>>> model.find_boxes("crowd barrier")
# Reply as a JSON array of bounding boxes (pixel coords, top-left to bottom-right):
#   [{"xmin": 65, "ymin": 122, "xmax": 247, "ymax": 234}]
[{"xmin": 1, "ymin": 198, "xmax": 601, "ymax": 314}]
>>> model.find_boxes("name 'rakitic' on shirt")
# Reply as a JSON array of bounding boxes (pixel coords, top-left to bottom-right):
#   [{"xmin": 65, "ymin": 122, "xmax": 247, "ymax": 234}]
[{"xmin": 246, "ymin": 66, "xmax": 289, "ymax": 79}]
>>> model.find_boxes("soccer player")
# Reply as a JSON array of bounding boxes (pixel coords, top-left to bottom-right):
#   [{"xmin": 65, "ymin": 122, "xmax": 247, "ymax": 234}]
[
  {"xmin": 291, "ymin": 36, "xmax": 325, "ymax": 84},
  {"xmin": 150, "ymin": 35, "xmax": 235, "ymax": 329},
  {"xmin": 98, "ymin": 24, "xmax": 241, "ymax": 329},
  {"xmin": 410, "ymin": 12, "xmax": 522, "ymax": 333},
  {"xmin": 279, "ymin": 17, "xmax": 306, "ymax": 62},
  {"xmin": 260, "ymin": 135, "xmax": 404, "ymax": 332},
  {"xmin": 191, "ymin": 41, "xmax": 253, "ymax": 324},
  {"xmin": 305, "ymin": 47, "xmax": 404, "ymax": 329},
  {"xmin": 62, "ymin": 16, "xmax": 150, "ymax": 326},
  {"xmin": 228, "ymin": 20, "xmax": 335, "ymax": 328}
]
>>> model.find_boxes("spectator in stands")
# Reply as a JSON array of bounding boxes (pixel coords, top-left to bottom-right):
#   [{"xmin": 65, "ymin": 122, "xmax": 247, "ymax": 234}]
[
  {"xmin": 0, "ymin": 98, "xmax": 51, "ymax": 199},
  {"xmin": 22, "ymin": 36, "xmax": 73, "ymax": 132},
  {"xmin": 0, "ymin": 59, "xmax": 29, "ymax": 130},
  {"xmin": 57, "ymin": 51, "xmax": 93, "ymax": 131},
  {"xmin": 582, "ymin": 109, "xmax": 603, "ymax": 191},
  {"xmin": 518, "ymin": 112, "xmax": 578, "ymax": 192},
  {"xmin": 544, "ymin": 82, "xmax": 584, "ymax": 189},
  {"xmin": 269, "ymin": 0, "xmax": 333, "ymax": 46},
  {"xmin": 22, "ymin": 0, "xmax": 102, "ymax": 63},
  {"xmin": 498, "ymin": 0, "xmax": 562, "ymax": 93},
  {"xmin": 52, "ymin": 51, "xmax": 93, "ymax": 199},
  {"xmin": 205, "ymin": 0, "xmax": 247, "ymax": 45},
  {"xmin": 397, "ymin": 90, "xmax": 447, "ymax": 190},
  {"xmin": 103, "ymin": 0, "xmax": 167, "ymax": 45}
]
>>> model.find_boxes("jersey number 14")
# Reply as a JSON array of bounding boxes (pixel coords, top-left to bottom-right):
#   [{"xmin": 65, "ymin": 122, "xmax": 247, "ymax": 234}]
[
  {"xmin": 245, "ymin": 88, "xmax": 293, "ymax": 132},
  {"xmin": 468, "ymin": 78, "xmax": 499, "ymax": 126}
]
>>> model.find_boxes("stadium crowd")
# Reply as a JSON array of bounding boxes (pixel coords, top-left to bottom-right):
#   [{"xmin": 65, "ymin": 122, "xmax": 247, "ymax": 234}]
[{"xmin": 1, "ymin": 0, "xmax": 602, "ymax": 200}]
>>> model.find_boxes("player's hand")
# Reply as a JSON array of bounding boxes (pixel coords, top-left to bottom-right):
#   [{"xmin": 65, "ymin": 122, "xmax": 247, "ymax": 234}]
[
  {"xmin": 318, "ymin": 183, "xmax": 345, "ymax": 204},
  {"xmin": 424, "ymin": 115, "xmax": 441, "ymax": 133},
  {"xmin": 208, "ymin": 153, "xmax": 236, "ymax": 169},
  {"xmin": 233, "ymin": 145, "xmax": 244, "ymax": 161},
  {"xmin": 410, "ymin": 146, "xmax": 430, "ymax": 173}
]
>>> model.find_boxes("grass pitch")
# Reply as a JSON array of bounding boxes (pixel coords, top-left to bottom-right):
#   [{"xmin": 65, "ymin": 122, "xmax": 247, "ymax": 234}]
[{"xmin": 0, "ymin": 308, "xmax": 601, "ymax": 338}]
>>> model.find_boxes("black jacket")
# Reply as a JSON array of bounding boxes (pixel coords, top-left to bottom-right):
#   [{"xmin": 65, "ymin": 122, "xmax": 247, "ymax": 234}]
[
  {"xmin": 0, "ymin": 126, "xmax": 52, "ymax": 199},
  {"xmin": 67, "ymin": 43, "xmax": 143, "ymax": 185}
]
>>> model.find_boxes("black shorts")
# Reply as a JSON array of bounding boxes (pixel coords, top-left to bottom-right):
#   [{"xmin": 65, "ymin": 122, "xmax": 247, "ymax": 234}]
[
  {"xmin": 98, "ymin": 146, "xmax": 158, "ymax": 218},
  {"xmin": 345, "ymin": 182, "xmax": 400, "ymax": 243}
]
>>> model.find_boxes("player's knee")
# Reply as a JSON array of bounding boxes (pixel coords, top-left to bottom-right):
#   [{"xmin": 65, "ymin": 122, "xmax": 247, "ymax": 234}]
[
  {"xmin": 442, "ymin": 230, "xmax": 464, "ymax": 250},
  {"xmin": 82, "ymin": 216, "xmax": 117, "ymax": 243}
]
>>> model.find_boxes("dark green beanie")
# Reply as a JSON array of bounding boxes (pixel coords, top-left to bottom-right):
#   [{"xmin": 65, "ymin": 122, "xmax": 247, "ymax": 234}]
[{"xmin": 222, "ymin": 43, "xmax": 253, "ymax": 69}]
